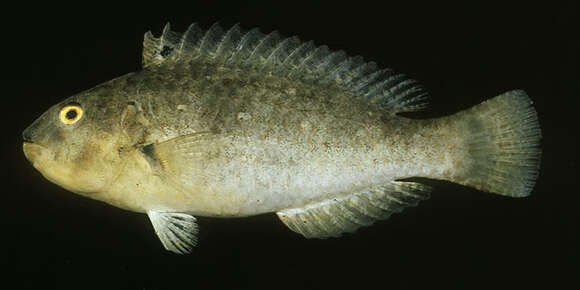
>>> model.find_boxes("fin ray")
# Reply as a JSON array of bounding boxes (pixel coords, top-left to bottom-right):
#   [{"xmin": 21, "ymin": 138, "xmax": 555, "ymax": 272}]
[
  {"xmin": 451, "ymin": 90, "xmax": 541, "ymax": 197},
  {"xmin": 178, "ymin": 23, "xmax": 203, "ymax": 60},
  {"xmin": 139, "ymin": 132, "xmax": 225, "ymax": 197},
  {"xmin": 142, "ymin": 22, "xmax": 429, "ymax": 114},
  {"xmin": 198, "ymin": 23, "xmax": 225, "ymax": 56},
  {"xmin": 277, "ymin": 181, "xmax": 431, "ymax": 239},
  {"xmin": 147, "ymin": 211, "xmax": 198, "ymax": 254},
  {"xmin": 215, "ymin": 24, "xmax": 243, "ymax": 61}
]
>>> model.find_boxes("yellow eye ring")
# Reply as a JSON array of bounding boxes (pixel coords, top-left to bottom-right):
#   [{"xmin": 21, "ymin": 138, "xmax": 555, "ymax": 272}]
[{"xmin": 59, "ymin": 105, "xmax": 83, "ymax": 125}]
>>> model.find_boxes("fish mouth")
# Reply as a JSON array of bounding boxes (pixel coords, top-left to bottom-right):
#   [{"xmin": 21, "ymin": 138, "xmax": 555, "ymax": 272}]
[
  {"xmin": 22, "ymin": 142, "xmax": 45, "ymax": 164},
  {"xmin": 22, "ymin": 127, "xmax": 35, "ymax": 144}
]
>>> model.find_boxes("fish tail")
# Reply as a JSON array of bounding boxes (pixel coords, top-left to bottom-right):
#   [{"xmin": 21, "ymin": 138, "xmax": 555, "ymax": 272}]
[{"xmin": 451, "ymin": 90, "xmax": 541, "ymax": 197}]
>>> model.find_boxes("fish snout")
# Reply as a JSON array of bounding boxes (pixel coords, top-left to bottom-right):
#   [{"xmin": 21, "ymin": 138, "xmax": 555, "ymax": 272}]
[
  {"xmin": 22, "ymin": 109, "xmax": 52, "ymax": 145},
  {"xmin": 22, "ymin": 127, "xmax": 34, "ymax": 143},
  {"xmin": 22, "ymin": 124, "xmax": 42, "ymax": 163}
]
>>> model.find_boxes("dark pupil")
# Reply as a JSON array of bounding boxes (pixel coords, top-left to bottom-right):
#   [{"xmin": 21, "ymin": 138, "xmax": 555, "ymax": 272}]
[{"xmin": 66, "ymin": 109, "xmax": 78, "ymax": 120}]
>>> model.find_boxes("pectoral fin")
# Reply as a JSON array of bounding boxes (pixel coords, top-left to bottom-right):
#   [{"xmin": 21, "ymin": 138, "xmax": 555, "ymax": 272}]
[
  {"xmin": 139, "ymin": 132, "xmax": 225, "ymax": 193},
  {"xmin": 276, "ymin": 181, "xmax": 431, "ymax": 239},
  {"xmin": 147, "ymin": 211, "xmax": 198, "ymax": 254}
]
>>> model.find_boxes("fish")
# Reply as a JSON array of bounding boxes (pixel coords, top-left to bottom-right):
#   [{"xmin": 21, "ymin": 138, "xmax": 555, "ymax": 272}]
[{"xmin": 22, "ymin": 22, "xmax": 542, "ymax": 254}]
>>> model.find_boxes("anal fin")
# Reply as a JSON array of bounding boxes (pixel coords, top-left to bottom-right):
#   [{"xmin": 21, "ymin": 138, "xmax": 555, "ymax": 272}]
[
  {"xmin": 147, "ymin": 211, "xmax": 198, "ymax": 254},
  {"xmin": 276, "ymin": 181, "xmax": 431, "ymax": 239}
]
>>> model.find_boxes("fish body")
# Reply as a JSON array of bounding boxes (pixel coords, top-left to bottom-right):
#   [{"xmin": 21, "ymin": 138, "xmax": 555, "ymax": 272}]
[
  {"xmin": 22, "ymin": 23, "xmax": 541, "ymax": 254},
  {"xmin": 95, "ymin": 66, "xmax": 442, "ymax": 217}
]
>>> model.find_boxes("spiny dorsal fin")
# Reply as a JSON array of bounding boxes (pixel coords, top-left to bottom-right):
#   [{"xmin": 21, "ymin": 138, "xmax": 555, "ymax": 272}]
[
  {"xmin": 276, "ymin": 181, "xmax": 431, "ymax": 238},
  {"xmin": 178, "ymin": 23, "xmax": 203, "ymax": 60},
  {"xmin": 142, "ymin": 22, "xmax": 429, "ymax": 114}
]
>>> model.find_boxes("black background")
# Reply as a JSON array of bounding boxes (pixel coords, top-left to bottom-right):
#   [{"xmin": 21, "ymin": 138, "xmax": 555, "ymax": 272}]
[{"xmin": 1, "ymin": 1, "xmax": 578, "ymax": 289}]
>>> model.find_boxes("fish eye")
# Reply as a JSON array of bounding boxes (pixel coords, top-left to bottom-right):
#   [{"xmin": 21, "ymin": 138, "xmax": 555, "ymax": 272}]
[{"xmin": 59, "ymin": 104, "xmax": 83, "ymax": 125}]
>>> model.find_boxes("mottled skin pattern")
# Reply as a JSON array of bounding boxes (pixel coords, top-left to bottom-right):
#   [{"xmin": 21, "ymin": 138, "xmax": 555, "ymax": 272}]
[
  {"xmin": 26, "ymin": 59, "xmax": 462, "ymax": 217},
  {"xmin": 22, "ymin": 24, "xmax": 540, "ymax": 254}
]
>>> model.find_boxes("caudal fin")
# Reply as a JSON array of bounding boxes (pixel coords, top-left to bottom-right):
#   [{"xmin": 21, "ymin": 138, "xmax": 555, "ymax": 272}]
[{"xmin": 454, "ymin": 90, "xmax": 541, "ymax": 197}]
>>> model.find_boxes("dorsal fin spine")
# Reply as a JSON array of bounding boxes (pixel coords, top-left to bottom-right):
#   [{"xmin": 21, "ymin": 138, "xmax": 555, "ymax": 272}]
[
  {"xmin": 160, "ymin": 23, "xmax": 181, "ymax": 52},
  {"xmin": 178, "ymin": 23, "xmax": 203, "ymax": 59},
  {"xmin": 327, "ymin": 56, "xmax": 363, "ymax": 84},
  {"xmin": 264, "ymin": 36, "xmax": 300, "ymax": 70},
  {"xmin": 292, "ymin": 45, "xmax": 329, "ymax": 80},
  {"xmin": 236, "ymin": 28, "xmax": 261, "ymax": 51},
  {"xmin": 142, "ymin": 23, "xmax": 429, "ymax": 114},
  {"xmin": 284, "ymin": 41, "xmax": 316, "ymax": 78},
  {"xmin": 316, "ymin": 50, "xmax": 347, "ymax": 73},
  {"xmin": 246, "ymin": 31, "xmax": 281, "ymax": 65},
  {"xmin": 265, "ymin": 36, "xmax": 291, "ymax": 63},
  {"xmin": 215, "ymin": 24, "xmax": 243, "ymax": 61},
  {"xmin": 327, "ymin": 58, "xmax": 353, "ymax": 79},
  {"xmin": 303, "ymin": 45, "xmax": 330, "ymax": 69},
  {"xmin": 197, "ymin": 22, "xmax": 224, "ymax": 56},
  {"xmin": 282, "ymin": 40, "xmax": 314, "ymax": 66},
  {"xmin": 229, "ymin": 28, "xmax": 263, "ymax": 65}
]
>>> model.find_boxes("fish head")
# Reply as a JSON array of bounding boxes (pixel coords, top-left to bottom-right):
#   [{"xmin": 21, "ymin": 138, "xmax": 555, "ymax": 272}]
[{"xmin": 22, "ymin": 81, "xmax": 130, "ymax": 196}]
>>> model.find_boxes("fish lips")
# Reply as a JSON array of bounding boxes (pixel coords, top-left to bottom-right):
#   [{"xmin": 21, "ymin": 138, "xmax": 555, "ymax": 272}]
[
  {"xmin": 23, "ymin": 124, "xmax": 42, "ymax": 162},
  {"xmin": 22, "ymin": 142, "xmax": 45, "ymax": 165}
]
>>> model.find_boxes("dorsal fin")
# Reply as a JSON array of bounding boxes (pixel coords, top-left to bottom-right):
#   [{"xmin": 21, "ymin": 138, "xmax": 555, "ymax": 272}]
[
  {"xmin": 178, "ymin": 23, "xmax": 203, "ymax": 60},
  {"xmin": 142, "ymin": 22, "xmax": 428, "ymax": 114}
]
